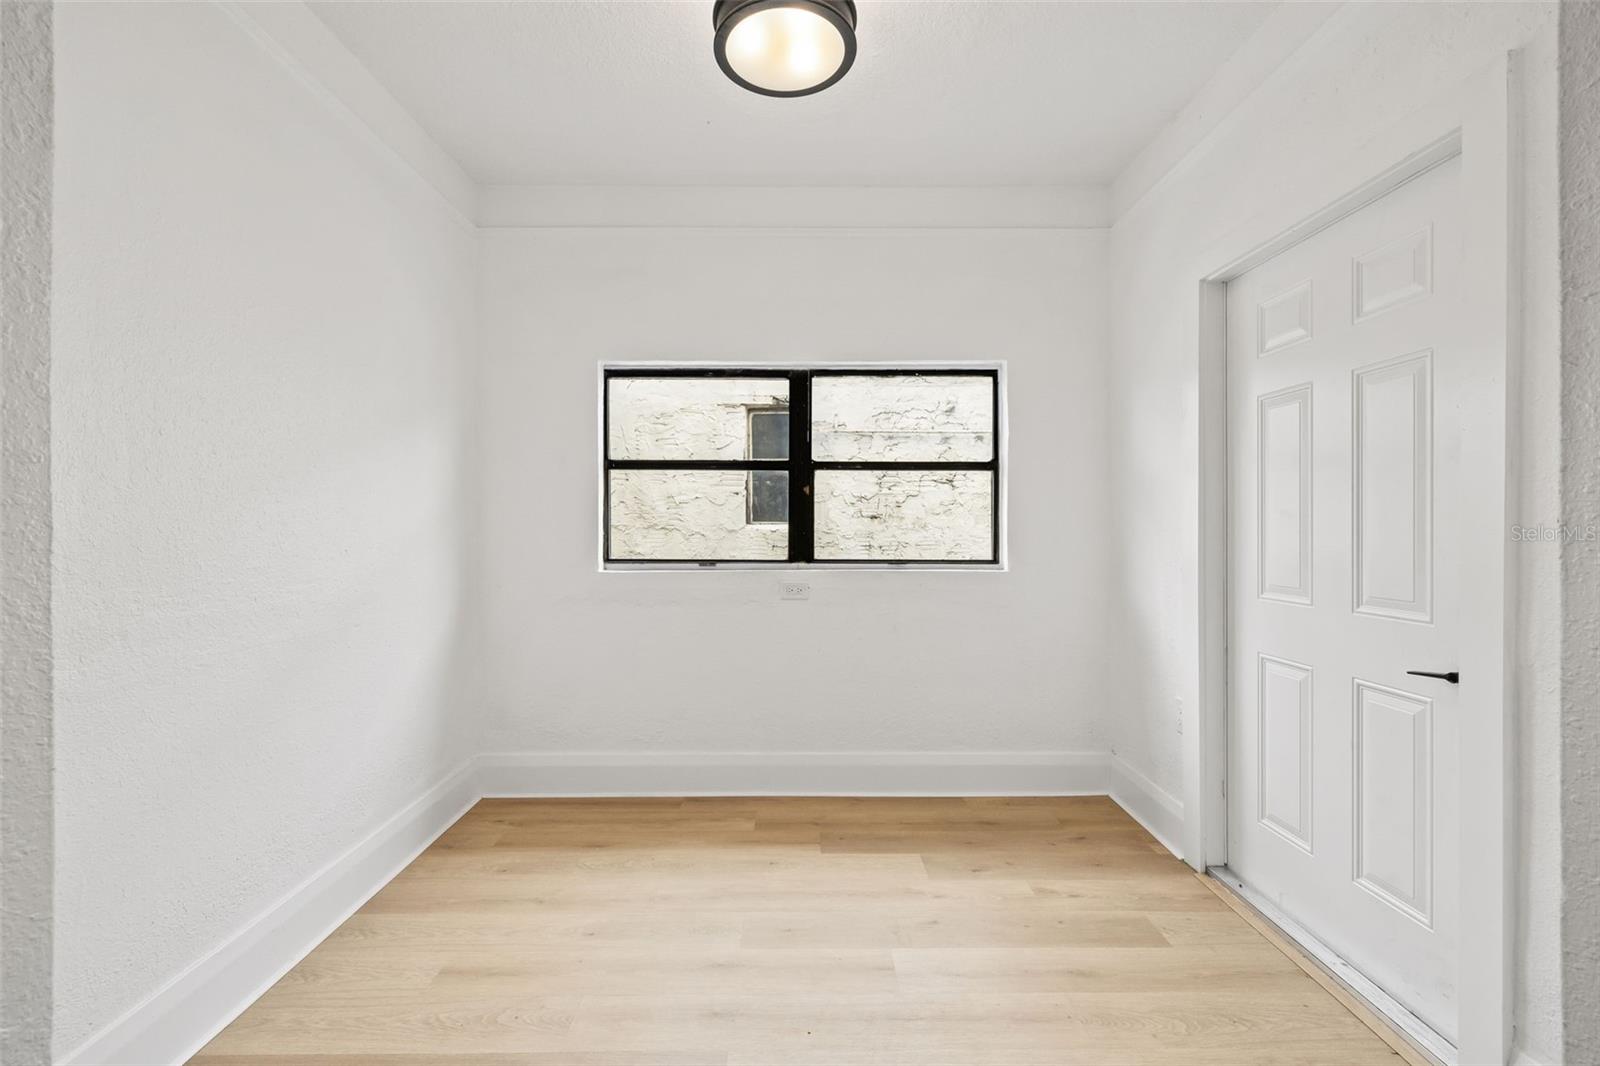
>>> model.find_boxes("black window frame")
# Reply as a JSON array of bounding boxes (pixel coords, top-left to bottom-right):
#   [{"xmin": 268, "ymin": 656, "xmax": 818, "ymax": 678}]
[{"xmin": 603, "ymin": 367, "xmax": 1001, "ymax": 566}]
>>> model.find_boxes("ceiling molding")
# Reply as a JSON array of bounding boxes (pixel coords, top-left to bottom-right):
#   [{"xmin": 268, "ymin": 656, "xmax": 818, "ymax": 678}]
[
  {"xmin": 475, "ymin": 184, "xmax": 1111, "ymax": 230},
  {"xmin": 216, "ymin": 0, "xmax": 478, "ymax": 226}
]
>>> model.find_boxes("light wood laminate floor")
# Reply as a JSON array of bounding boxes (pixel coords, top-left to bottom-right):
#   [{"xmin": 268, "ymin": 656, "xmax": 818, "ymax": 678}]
[{"xmin": 192, "ymin": 796, "xmax": 1410, "ymax": 1065}]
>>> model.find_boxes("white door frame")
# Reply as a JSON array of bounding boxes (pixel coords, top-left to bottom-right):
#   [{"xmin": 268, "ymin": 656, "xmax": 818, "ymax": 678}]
[{"xmin": 1188, "ymin": 56, "xmax": 1522, "ymax": 1064}]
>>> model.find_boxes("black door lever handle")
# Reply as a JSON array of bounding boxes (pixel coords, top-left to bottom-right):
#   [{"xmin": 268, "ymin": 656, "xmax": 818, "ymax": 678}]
[{"xmin": 1406, "ymin": 670, "xmax": 1459, "ymax": 684}]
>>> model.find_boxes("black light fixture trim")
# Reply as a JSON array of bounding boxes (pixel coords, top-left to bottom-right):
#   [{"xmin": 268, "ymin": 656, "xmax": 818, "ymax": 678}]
[{"xmin": 712, "ymin": 0, "xmax": 858, "ymax": 98}]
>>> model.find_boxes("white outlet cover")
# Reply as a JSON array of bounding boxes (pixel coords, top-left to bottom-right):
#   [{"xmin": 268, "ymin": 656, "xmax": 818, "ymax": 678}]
[{"xmin": 781, "ymin": 582, "xmax": 810, "ymax": 601}]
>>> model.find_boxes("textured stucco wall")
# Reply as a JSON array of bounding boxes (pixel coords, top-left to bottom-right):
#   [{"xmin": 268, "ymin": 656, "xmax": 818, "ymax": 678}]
[
  {"xmin": 50, "ymin": 3, "xmax": 481, "ymax": 1056},
  {"xmin": 1560, "ymin": 2, "xmax": 1600, "ymax": 1061},
  {"xmin": 1104, "ymin": 3, "xmax": 1562, "ymax": 1059},
  {"xmin": 481, "ymin": 226, "xmax": 1110, "ymax": 754},
  {"xmin": 0, "ymin": 2, "xmax": 52, "ymax": 1062},
  {"xmin": 610, "ymin": 470, "xmax": 789, "ymax": 561},
  {"xmin": 607, "ymin": 379, "xmax": 790, "ymax": 560}
]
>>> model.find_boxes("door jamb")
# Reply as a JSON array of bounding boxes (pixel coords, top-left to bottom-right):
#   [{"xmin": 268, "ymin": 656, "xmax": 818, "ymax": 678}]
[{"xmin": 1190, "ymin": 57, "xmax": 1520, "ymax": 1066}]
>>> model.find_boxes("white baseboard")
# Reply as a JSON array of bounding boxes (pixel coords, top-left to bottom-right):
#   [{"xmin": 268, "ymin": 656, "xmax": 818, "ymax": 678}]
[
  {"xmin": 478, "ymin": 750, "xmax": 1186, "ymax": 858},
  {"xmin": 63, "ymin": 748, "xmax": 1188, "ymax": 1065},
  {"xmin": 1106, "ymin": 755, "xmax": 1185, "ymax": 857},
  {"xmin": 475, "ymin": 749, "xmax": 1115, "ymax": 798},
  {"xmin": 60, "ymin": 759, "xmax": 480, "ymax": 1066}
]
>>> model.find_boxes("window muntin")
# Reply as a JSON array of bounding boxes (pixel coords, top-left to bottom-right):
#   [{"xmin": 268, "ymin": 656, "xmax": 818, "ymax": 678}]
[{"xmin": 603, "ymin": 368, "xmax": 999, "ymax": 565}]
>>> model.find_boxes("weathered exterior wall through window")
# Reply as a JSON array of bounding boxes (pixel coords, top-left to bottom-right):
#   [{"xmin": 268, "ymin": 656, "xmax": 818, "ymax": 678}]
[
  {"xmin": 605, "ymin": 372, "xmax": 996, "ymax": 563},
  {"xmin": 814, "ymin": 469, "xmax": 993, "ymax": 560},
  {"xmin": 812, "ymin": 374, "xmax": 992, "ymax": 461},
  {"xmin": 609, "ymin": 470, "xmax": 788, "ymax": 560}
]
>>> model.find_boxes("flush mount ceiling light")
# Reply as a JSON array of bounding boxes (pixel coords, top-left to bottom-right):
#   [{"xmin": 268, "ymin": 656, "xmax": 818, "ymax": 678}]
[{"xmin": 712, "ymin": 0, "xmax": 858, "ymax": 98}]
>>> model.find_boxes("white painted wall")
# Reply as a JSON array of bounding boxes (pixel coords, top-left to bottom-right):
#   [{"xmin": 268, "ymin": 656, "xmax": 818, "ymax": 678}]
[
  {"xmin": 50, "ymin": 3, "xmax": 480, "ymax": 1056},
  {"xmin": 480, "ymin": 227, "xmax": 1108, "ymax": 755},
  {"xmin": 1104, "ymin": 3, "xmax": 1560, "ymax": 1060}
]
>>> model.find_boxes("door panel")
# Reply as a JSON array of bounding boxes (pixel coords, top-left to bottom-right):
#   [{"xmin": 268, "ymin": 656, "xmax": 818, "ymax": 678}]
[
  {"xmin": 1353, "ymin": 352, "xmax": 1433, "ymax": 622},
  {"xmin": 1258, "ymin": 280, "xmax": 1315, "ymax": 355},
  {"xmin": 1258, "ymin": 655, "xmax": 1314, "ymax": 852},
  {"xmin": 1227, "ymin": 157, "xmax": 1463, "ymax": 1041},
  {"xmin": 1258, "ymin": 385, "xmax": 1313, "ymax": 604},
  {"xmin": 1353, "ymin": 679, "xmax": 1434, "ymax": 925},
  {"xmin": 1354, "ymin": 227, "xmax": 1433, "ymax": 321}
]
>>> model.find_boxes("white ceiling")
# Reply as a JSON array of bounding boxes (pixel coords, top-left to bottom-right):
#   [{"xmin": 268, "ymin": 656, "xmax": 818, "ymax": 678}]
[{"xmin": 308, "ymin": 0, "xmax": 1278, "ymax": 188}]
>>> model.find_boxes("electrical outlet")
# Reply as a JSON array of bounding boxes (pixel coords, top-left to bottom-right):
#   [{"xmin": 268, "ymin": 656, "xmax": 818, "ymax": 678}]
[
  {"xmin": 1176, "ymin": 695, "xmax": 1184, "ymax": 734},
  {"xmin": 781, "ymin": 581, "xmax": 810, "ymax": 601}
]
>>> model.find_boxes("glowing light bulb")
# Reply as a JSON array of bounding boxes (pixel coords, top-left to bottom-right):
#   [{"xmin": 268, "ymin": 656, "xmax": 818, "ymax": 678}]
[
  {"xmin": 729, "ymin": 13, "xmax": 767, "ymax": 59},
  {"xmin": 789, "ymin": 39, "xmax": 822, "ymax": 76}
]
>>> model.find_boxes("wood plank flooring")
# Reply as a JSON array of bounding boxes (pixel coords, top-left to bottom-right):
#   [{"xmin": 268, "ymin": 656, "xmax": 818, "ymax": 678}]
[{"xmin": 191, "ymin": 797, "xmax": 1408, "ymax": 1065}]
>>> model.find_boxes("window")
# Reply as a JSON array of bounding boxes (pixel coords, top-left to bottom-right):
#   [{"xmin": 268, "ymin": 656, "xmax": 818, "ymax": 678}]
[
  {"xmin": 604, "ymin": 368, "xmax": 1000, "ymax": 565},
  {"xmin": 746, "ymin": 408, "xmax": 789, "ymax": 525}
]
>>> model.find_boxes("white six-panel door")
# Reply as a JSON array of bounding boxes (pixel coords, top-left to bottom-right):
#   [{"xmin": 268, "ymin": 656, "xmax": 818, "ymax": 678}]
[{"xmin": 1226, "ymin": 156, "xmax": 1465, "ymax": 1041}]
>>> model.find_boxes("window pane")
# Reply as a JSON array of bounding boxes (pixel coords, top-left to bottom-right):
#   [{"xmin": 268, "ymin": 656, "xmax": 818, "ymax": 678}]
[
  {"xmin": 608, "ymin": 377, "xmax": 789, "ymax": 460},
  {"xmin": 811, "ymin": 375, "xmax": 993, "ymax": 461},
  {"xmin": 749, "ymin": 470, "xmax": 788, "ymax": 523},
  {"xmin": 813, "ymin": 470, "xmax": 993, "ymax": 561},
  {"xmin": 748, "ymin": 410, "xmax": 789, "ymax": 459},
  {"xmin": 610, "ymin": 470, "xmax": 787, "ymax": 560}
]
